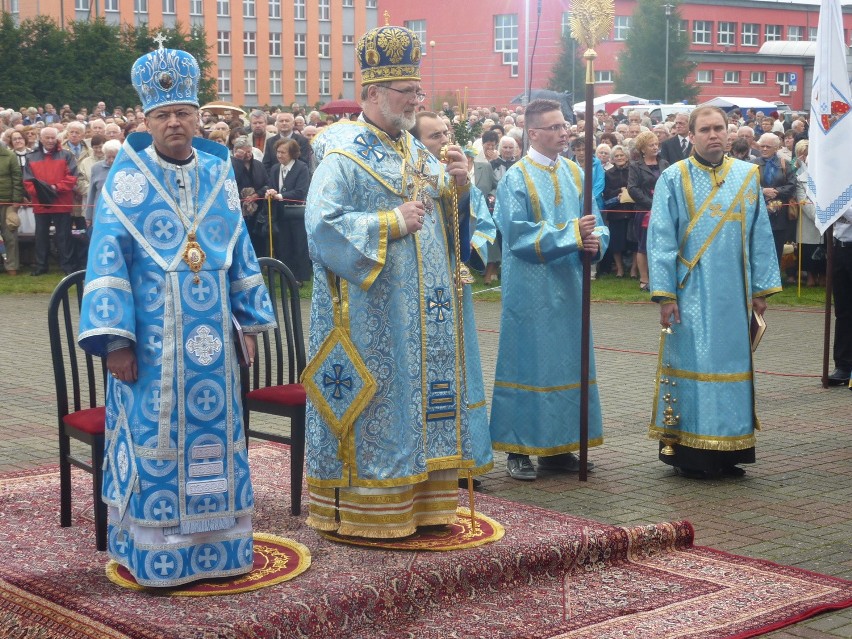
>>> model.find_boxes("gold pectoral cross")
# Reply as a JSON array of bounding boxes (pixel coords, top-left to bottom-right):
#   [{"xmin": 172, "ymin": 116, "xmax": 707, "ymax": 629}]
[{"xmin": 406, "ymin": 149, "xmax": 440, "ymax": 217}]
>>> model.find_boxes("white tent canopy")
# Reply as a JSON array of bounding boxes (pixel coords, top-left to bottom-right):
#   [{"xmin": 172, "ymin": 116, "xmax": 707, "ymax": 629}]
[
  {"xmin": 573, "ymin": 93, "xmax": 650, "ymax": 113},
  {"xmin": 700, "ymin": 97, "xmax": 780, "ymax": 111}
]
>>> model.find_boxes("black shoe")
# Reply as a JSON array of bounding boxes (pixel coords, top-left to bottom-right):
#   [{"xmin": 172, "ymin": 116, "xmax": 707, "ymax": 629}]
[
  {"xmin": 537, "ymin": 452, "xmax": 595, "ymax": 473},
  {"xmin": 674, "ymin": 466, "xmax": 712, "ymax": 479},
  {"xmin": 458, "ymin": 477, "xmax": 483, "ymax": 491},
  {"xmin": 720, "ymin": 465, "xmax": 746, "ymax": 477},
  {"xmin": 506, "ymin": 456, "xmax": 537, "ymax": 481},
  {"xmin": 30, "ymin": 268, "xmax": 48, "ymax": 276},
  {"xmin": 827, "ymin": 368, "xmax": 850, "ymax": 386}
]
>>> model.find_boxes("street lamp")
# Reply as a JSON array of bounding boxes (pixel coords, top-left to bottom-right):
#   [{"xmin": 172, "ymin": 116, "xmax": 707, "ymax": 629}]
[
  {"xmin": 664, "ymin": 4, "xmax": 674, "ymax": 103},
  {"xmin": 429, "ymin": 40, "xmax": 436, "ymax": 109}
]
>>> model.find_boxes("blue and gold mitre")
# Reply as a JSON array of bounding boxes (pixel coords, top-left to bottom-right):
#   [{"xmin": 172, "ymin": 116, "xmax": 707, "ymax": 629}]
[
  {"xmin": 131, "ymin": 38, "xmax": 200, "ymax": 114},
  {"xmin": 357, "ymin": 14, "xmax": 421, "ymax": 86}
]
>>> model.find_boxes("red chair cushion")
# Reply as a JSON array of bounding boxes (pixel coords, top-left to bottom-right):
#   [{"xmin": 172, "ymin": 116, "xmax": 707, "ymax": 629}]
[
  {"xmin": 247, "ymin": 384, "xmax": 306, "ymax": 406},
  {"xmin": 63, "ymin": 406, "xmax": 106, "ymax": 435}
]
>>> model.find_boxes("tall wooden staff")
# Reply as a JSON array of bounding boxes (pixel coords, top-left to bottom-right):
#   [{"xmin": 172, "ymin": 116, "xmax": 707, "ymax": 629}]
[{"xmin": 570, "ymin": 0, "xmax": 613, "ymax": 481}]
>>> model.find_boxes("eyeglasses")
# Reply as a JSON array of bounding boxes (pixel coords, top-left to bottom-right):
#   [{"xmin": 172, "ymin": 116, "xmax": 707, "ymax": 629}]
[
  {"xmin": 530, "ymin": 123, "xmax": 570, "ymax": 132},
  {"xmin": 381, "ymin": 86, "xmax": 427, "ymax": 102}
]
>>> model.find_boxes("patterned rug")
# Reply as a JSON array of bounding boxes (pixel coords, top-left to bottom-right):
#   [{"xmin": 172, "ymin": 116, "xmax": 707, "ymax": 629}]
[{"xmin": 1, "ymin": 444, "xmax": 850, "ymax": 639}]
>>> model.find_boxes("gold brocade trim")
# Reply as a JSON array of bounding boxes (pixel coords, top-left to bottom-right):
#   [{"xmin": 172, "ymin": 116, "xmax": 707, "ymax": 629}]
[
  {"xmin": 533, "ymin": 224, "xmax": 546, "ymax": 263},
  {"xmin": 650, "ymin": 327, "xmax": 668, "ymax": 426},
  {"xmin": 753, "ymin": 286, "xmax": 783, "ymax": 298},
  {"xmin": 473, "ymin": 230, "xmax": 492, "ymax": 243},
  {"xmin": 492, "ymin": 438, "xmax": 604, "ymax": 456},
  {"xmin": 415, "ymin": 232, "xmax": 429, "ymax": 455},
  {"xmin": 574, "ymin": 218, "xmax": 584, "ymax": 250},
  {"xmin": 661, "ymin": 366, "xmax": 752, "ymax": 383},
  {"xmin": 652, "ymin": 291, "xmax": 677, "ymax": 301},
  {"xmin": 362, "ymin": 209, "xmax": 389, "ymax": 291},
  {"xmin": 468, "ymin": 399, "xmax": 486, "ymax": 410},
  {"xmin": 308, "ymin": 470, "xmax": 431, "ymax": 489},
  {"xmin": 429, "ymin": 456, "xmax": 474, "ymax": 471},
  {"xmin": 648, "ymin": 424, "xmax": 756, "ymax": 451},
  {"xmin": 361, "ymin": 64, "xmax": 421, "ymax": 85},
  {"xmin": 325, "ymin": 149, "xmax": 401, "ymax": 196},
  {"xmin": 561, "ymin": 156, "xmax": 584, "ymax": 201},
  {"xmin": 384, "ymin": 209, "xmax": 403, "ymax": 240},
  {"xmin": 494, "ymin": 379, "xmax": 597, "ymax": 392},
  {"xmin": 518, "ymin": 161, "xmax": 542, "ymax": 222}
]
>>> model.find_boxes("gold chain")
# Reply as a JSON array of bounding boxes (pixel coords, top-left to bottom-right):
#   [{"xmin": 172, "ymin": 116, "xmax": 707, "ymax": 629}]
[{"xmin": 155, "ymin": 151, "xmax": 205, "ymax": 283}]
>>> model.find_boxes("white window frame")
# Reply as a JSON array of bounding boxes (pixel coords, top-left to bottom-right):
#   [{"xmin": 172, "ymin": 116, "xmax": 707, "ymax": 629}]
[
  {"xmin": 692, "ymin": 20, "xmax": 712, "ymax": 45},
  {"xmin": 75, "ymin": 0, "xmax": 90, "ymax": 10},
  {"xmin": 741, "ymin": 23, "xmax": 759, "ymax": 47},
  {"xmin": 269, "ymin": 33, "xmax": 281, "ymax": 57},
  {"xmin": 696, "ymin": 70, "xmax": 713, "ymax": 84},
  {"xmin": 809, "ymin": 27, "xmax": 818, "ymax": 41},
  {"xmin": 318, "ymin": 0, "xmax": 329, "ymax": 21},
  {"xmin": 342, "ymin": 34, "xmax": 354, "ymax": 44},
  {"xmin": 594, "ymin": 70, "xmax": 613, "ymax": 83},
  {"xmin": 218, "ymin": 69, "xmax": 231, "ymax": 95},
  {"xmin": 105, "ymin": 0, "xmax": 119, "ymax": 11},
  {"xmin": 494, "ymin": 14, "xmax": 519, "ymax": 76},
  {"xmin": 294, "ymin": 0, "xmax": 305, "ymax": 20},
  {"xmin": 404, "ymin": 20, "xmax": 427, "ymax": 52},
  {"xmin": 765, "ymin": 25, "xmax": 782, "ymax": 42},
  {"xmin": 342, "ymin": 0, "xmax": 353, "ymax": 6},
  {"xmin": 787, "ymin": 25, "xmax": 803, "ymax": 41},
  {"xmin": 750, "ymin": 71, "xmax": 766, "ymax": 84},
  {"xmin": 244, "ymin": 32, "xmax": 256, "ymax": 57},
  {"xmin": 162, "ymin": 0, "xmax": 175, "ymax": 14},
  {"xmin": 217, "ymin": 31, "xmax": 231, "ymax": 56},
  {"xmin": 243, "ymin": 0, "xmax": 255, "ymax": 18},
  {"xmin": 723, "ymin": 70, "xmax": 740, "ymax": 84},
  {"xmin": 318, "ymin": 34, "xmax": 330, "ymax": 58},
  {"xmin": 777, "ymin": 72, "xmax": 791, "ymax": 96},
  {"xmin": 717, "ymin": 22, "xmax": 735, "ymax": 46},
  {"xmin": 343, "ymin": 71, "xmax": 355, "ymax": 81},
  {"xmin": 295, "ymin": 71, "xmax": 306, "ymax": 96},
  {"xmin": 245, "ymin": 70, "xmax": 257, "ymax": 96},
  {"xmin": 294, "ymin": 33, "xmax": 306, "ymax": 58},
  {"xmin": 134, "ymin": 0, "xmax": 148, "ymax": 12},
  {"xmin": 613, "ymin": 16, "xmax": 631, "ymax": 41},
  {"xmin": 366, "ymin": 0, "xmax": 376, "ymax": 8},
  {"xmin": 319, "ymin": 71, "xmax": 331, "ymax": 96},
  {"xmin": 189, "ymin": 0, "xmax": 203, "ymax": 15},
  {"xmin": 216, "ymin": 0, "xmax": 229, "ymax": 17},
  {"xmin": 270, "ymin": 70, "xmax": 282, "ymax": 96},
  {"xmin": 268, "ymin": 0, "xmax": 280, "ymax": 18}
]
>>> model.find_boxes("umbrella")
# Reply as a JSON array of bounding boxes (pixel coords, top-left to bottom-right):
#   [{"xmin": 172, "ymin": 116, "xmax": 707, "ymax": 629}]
[
  {"xmin": 510, "ymin": 89, "xmax": 574, "ymax": 122},
  {"xmin": 320, "ymin": 99, "xmax": 362, "ymax": 115},
  {"xmin": 199, "ymin": 101, "xmax": 246, "ymax": 117},
  {"xmin": 27, "ymin": 178, "xmax": 56, "ymax": 204}
]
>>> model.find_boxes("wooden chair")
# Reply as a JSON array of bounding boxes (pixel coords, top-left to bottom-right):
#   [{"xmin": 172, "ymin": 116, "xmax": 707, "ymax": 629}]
[
  {"xmin": 241, "ymin": 257, "xmax": 307, "ymax": 515},
  {"xmin": 47, "ymin": 270, "xmax": 108, "ymax": 551}
]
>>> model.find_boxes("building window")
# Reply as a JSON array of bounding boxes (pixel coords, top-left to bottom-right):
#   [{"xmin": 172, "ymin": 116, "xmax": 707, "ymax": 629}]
[
  {"xmin": 750, "ymin": 71, "xmax": 766, "ymax": 84},
  {"xmin": 777, "ymin": 72, "xmax": 791, "ymax": 96},
  {"xmin": 343, "ymin": 71, "xmax": 354, "ymax": 81},
  {"xmin": 162, "ymin": 0, "xmax": 175, "ymax": 14},
  {"xmin": 595, "ymin": 70, "xmax": 613, "ymax": 83},
  {"xmin": 809, "ymin": 27, "xmax": 818, "ymax": 41},
  {"xmin": 562, "ymin": 12, "xmax": 571, "ymax": 37},
  {"xmin": 343, "ymin": 0, "xmax": 353, "ymax": 6},
  {"xmin": 676, "ymin": 19, "xmax": 688, "ymax": 42},
  {"xmin": 294, "ymin": 0, "xmax": 305, "ymax": 20},
  {"xmin": 723, "ymin": 71, "xmax": 740, "ymax": 84},
  {"xmin": 319, "ymin": 34, "xmax": 330, "ymax": 58},
  {"xmin": 366, "ymin": 0, "xmax": 376, "ymax": 8},
  {"xmin": 692, "ymin": 20, "xmax": 712, "ymax": 45},
  {"xmin": 268, "ymin": 0, "xmax": 280, "ymax": 18},
  {"xmin": 342, "ymin": 34, "xmax": 354, "ymax": 44},
  {"xmin": 218, "ymin": 69, "xmax": 231, "ymax": 95},
  {"xmin": 9, "ymin": 0, "xmax": 18, "ymax": 11},
  {"xmin": 217, "ymin": 31, "xmax": 230, "ymax": 56},
  {"xmin": 696, "ymin": 70, "xmax": 713, "ymax": 84},
  {"xmin": 269, "ymin": 33, "xmax": 281, "ymax": 57},
  {"xmin": 134, "ymin": 0, "xmax": 147, "ymax": 12},
  {"xmin": 717, "ymin": 22, "xmax": 735, "ymax": 46},
  {"xmin": 245, "ymin": 70, "xmax": 257, "ymax": 96},
  {"xmin": 295, "ymin": 71, "xmax": 306, "ymax": 96},
  {"xmin": 765, "ymin": 25, "xmax": 782, "ymax": 42},
  {"xmin": 105, "ymin": 0, "xmax": 119, "ymax": 11},
  {"xmin": 787, "ymin": 25, "xmax": 803, "ymax": 41},
  {"xmin": 318, "ymin": 0, "xmax": 329, "ymax": 21},
  {"xmin": 741, "ymin": 23, "xmax": 759, "ymax": 46},
  {"xmin": 189, "ymin": 0, "xmax": 202, "ymax": 15},
  {"xmin": 270, "ymin": 70, "xmax": 282, "ymax": 96},
  {"xmin": 216, "ymin": 0, "xmax": 229, "ymax": 17},
  {"xmin": 75, "ymin": 0, "xmax": 89, "ymax": 10},
  {"xmin": 613, "ymin": 15, "xmax": 631, "ymax": 41},
  {"xmin": 294, "ymin": 33, "xmax": 306, "ymax": 58},
  {"xmin": 244, "ymin": 32, "xmax": 256, "ymax": 56},
  {"xmin": 243, "ymin": 0, "xmax": 255, "ymax": 18},
  {"xmin": 319, "ymin": 71, "xmax": 330, "ymax": 96},
  {"xmin": 494, "ymin": 14, "xmax": 519, "ymax": 76},
  {"xmin": 405, "ymin": 20, "xmax": 426, "ymax": 51}
]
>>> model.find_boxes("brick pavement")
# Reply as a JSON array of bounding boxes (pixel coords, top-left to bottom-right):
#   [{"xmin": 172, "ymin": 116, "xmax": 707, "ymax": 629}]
[{"xmin": 1, "ymin": 291, "xmax": 850, "ymax": 637}]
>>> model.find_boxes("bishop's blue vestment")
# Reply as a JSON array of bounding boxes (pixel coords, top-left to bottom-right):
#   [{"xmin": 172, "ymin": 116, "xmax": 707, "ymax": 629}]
[
  {"xmin": 304, "ymin": 119, "xmax": 493, "ymax": 538},
  {"xmin": 489, "ymin": 154, "xmax": 609, "ymax": 455},
  {"xmin": 78, "ymin": 133, "xmax": 275, "ymax": 587},
  {"xmin": 648, "ymin": 156, "xmax": 782, "ymax": 470}
]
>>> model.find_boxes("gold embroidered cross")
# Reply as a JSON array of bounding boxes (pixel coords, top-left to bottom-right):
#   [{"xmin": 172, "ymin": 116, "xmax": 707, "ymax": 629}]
[
  {"xmin": 744, "ymin": 189, "xmax": 757, "ymax": 205},
  {"xmin": 709, "ymin": 203, "xmax": 724, "ymax": 218},
  {"xmin": 406, "ymin": 149, "xmax": 439, "ymax": 217}
]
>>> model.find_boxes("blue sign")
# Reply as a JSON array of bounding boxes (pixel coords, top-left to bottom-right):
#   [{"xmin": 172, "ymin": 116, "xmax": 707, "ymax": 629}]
[{"xmin": 789, "ymin": 72, "xmax": 798, "ymax": 86}]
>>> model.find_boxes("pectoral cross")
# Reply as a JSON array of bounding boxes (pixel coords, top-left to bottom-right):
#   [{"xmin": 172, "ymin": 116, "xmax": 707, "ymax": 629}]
[{"xmin": 406, "ymin": 150, "xmax": 439, "ymax": 217}]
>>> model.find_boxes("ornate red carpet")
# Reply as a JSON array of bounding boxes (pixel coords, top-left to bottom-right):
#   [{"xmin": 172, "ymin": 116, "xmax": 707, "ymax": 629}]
[{"xmin": 1, "ymin": 444, "xmax": 850, "ymax": 639}]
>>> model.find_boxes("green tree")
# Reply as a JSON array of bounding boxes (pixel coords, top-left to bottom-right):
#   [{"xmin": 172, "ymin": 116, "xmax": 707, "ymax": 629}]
[
  {"xmin": 615, "ymin": 0, "xmax": 698, "ymax": 103},
  {"xmin": 548, "ymin": 33, "xmax": 586, "ymax": 105}
]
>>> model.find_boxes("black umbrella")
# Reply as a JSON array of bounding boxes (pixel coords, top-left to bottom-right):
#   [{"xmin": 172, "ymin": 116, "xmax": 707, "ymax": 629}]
[{"xmin": 27, "ymin": 178, "xmax": 57, "ymax": 204}]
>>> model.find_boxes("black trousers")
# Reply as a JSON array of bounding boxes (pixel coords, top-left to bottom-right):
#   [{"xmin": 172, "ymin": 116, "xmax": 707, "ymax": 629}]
[
  {"xmin": 833, "ymin": 243, "xmax": 852, "ymax": 370},
  {"xmin": 34, "ymin": 212, "xmax": 75, "ymax": 273}
]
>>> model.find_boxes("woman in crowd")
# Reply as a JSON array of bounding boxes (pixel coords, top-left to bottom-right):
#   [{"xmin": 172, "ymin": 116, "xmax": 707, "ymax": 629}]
[
  {"xmin": 627, "ymin": 131, "xmax": 668, "ymax": 292},
  {"xmin": 85, "ymin": 139, "xmax": 120, "ymax": 230},
  {"xmin": 266, "ymin": 138, "xmax": 311, "ymax": 284},
  {"xmin": 596, "ymin": 143, "xmax": 613, "ymax": 170},
  {"xmin": 794, "ymin": 140, "xmax": 825, "ymax": 287},
  {"xmin": 231, "ymin": 136, "xmax": 272, "ymax": 258},
  {"xmin": 602, "ymin": 145, "xmax": 634, "ymax": 279}
]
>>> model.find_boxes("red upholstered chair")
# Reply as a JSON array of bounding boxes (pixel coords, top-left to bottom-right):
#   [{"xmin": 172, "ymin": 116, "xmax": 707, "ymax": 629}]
[
  {"xmin": 241, "ymin": 257, "xmax": 307, "ymax": 515},
  {"xmin": 48, "ymin": 270, "xmax": 108, "ymax": 551}
]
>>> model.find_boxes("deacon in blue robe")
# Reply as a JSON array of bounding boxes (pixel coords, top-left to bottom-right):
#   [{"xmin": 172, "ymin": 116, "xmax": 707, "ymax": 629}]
[{"xmin": 647, "ymin": 105, "xmax": 782, "ymax": 478}]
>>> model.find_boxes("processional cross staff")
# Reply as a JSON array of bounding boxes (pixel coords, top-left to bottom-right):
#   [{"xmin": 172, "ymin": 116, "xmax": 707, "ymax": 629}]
[{"xmin": 570, "ymin": 0, "xmax": 614, "ymax": 482}]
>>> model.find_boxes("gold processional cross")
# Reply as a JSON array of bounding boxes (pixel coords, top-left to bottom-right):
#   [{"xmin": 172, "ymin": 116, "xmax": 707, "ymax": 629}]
[{"xmin": 406, "ymin": 149, "xmax": 439, "ymax": 217}]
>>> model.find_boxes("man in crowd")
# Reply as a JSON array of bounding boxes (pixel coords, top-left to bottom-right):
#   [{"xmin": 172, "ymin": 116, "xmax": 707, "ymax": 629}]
[
  {"xmin": 262, "ymin": 112, "xmax": 311, "ymax": 172},
  {"xmin": 737, "ymin": 126, "xmax": 760, "ymax": 158},
  {"xmin": 247, "ymin": 109, "xmax": 271, "ymax": 159},
  {"xmin": 828, "ymin": 210, "xmax": 852, "ymax": 387},
  {"xmin": 24, "ymin": 126, "xmax": 78, "ymax": 275},
  {"xmin": 647, "ymin": 105, "xmax": 781, "ymax": 479},
  {"xmin": 0, "ymin": 138, "xmax": 24, "ymax": 275},
  {"xmin": 303, "ymin": 23, "xmax": 492, "ymax": 539},
  {"xmin": 754, "ymin": 132, "xmax": 797, "ymax": 267},
  {"xmin": 490, "ymin": 99, "xmax": 608, "ymax": 481},
  {"xmin": 77, "ymin": 44, "xmax": 275, "ymax": 587},
  {"xmin": 660, "ymin": 112, "xmax": 692, "ymax": 165}
]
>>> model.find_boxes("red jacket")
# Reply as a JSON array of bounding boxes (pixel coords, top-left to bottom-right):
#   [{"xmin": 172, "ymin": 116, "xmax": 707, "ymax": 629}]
[{"xmin": 23, "ymin": 146, "xmax": 78, "ymax": 214}]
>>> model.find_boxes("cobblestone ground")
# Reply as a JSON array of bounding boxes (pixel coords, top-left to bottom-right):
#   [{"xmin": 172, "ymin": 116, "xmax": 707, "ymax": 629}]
[{"xmin": 2, "ymin": 292, "xmax": 849, "ymax": 637}]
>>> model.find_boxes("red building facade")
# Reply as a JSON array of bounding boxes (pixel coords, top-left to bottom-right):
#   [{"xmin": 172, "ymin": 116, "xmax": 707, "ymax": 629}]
[{"xmin": 380, "ymin": 0, "xmax": 852, "ymax": 111}]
